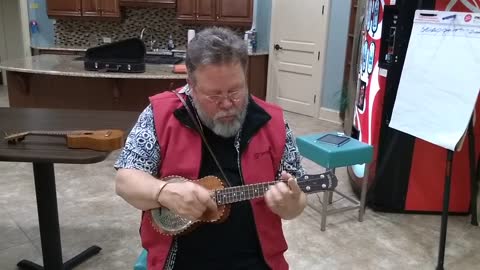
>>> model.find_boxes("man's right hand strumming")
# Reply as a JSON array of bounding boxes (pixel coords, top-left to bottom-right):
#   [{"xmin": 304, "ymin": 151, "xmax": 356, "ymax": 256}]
[{"xmin": 157, "ymin": 180, "xmax": 218, "ymax": 220}]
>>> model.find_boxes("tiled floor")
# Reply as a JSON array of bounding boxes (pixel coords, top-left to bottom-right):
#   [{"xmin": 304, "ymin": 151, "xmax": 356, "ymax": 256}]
[{"xmin": 0, "ymin": 84, "xmax": 479, "ymax": 269}]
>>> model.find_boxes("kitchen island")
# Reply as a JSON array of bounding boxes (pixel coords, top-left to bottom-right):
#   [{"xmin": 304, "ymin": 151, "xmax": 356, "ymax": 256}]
[
  {"xmin": 0, "ymin": 53, "xmax": 268, "ymax": 111},
  {"xmin": 0, "ymin": 54, "xmax": 187, "ymax": 111}
]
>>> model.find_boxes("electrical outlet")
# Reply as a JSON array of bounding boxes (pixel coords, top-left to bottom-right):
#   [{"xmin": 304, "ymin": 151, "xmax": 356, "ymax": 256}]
[{"xmin": 102, "ymin": 37, "xmax": 112, "ymax": 43}]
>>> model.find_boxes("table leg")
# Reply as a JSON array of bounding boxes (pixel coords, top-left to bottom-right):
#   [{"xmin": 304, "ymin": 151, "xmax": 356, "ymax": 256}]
[
  {"xmin": 436, "ymin": 150, "xmax": 454, "ymax": 270},
  {"xmin": 63, "ymin": 246, "xmax": 102, "ymax": 269},
  {"xmin": 17, "ymin": 163, "xmax": 101, "ymax": 270}
]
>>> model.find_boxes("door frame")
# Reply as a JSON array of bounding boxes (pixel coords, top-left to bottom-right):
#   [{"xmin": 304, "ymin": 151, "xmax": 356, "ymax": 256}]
[{"xmin": 266, "ymin": 0, "xmax": 331, "ymax": 119}]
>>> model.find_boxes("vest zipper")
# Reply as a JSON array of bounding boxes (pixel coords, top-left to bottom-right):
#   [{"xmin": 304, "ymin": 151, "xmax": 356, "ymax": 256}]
[
  {"xmin": 234, "ymin": 130, "xmax": 269, "ymax": 267},
  {"xmin": 234, "ymin": 131, "xmax": 245, "ymax": 185}
]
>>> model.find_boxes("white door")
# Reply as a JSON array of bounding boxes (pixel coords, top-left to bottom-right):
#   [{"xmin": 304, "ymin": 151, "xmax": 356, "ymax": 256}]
[{"xmin": 267, "ymin": 0, "xmax": 329, "ymax": 117}]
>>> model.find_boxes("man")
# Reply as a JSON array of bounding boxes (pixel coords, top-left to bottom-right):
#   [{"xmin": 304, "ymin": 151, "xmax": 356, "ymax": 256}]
[{"xmin": 114, "ymin": 27, "xmax": 307, "ymax": 270}]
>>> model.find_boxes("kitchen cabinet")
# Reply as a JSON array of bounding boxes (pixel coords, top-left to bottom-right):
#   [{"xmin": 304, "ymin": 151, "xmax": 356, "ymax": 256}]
[
  {"xmin": 176, "ymin": 0, "xmax": 252, "ymax": 26},
  {"xmin": 216, "ymin": 0, "xmax": 252, "ymax": 25},
  {"xmin": 177, "ymin": 0, "xmax": 216, "ymax": 22},
  {"xmin": 82, "ymin": 0, "xmax": 101, "ymax": 17},
  {"xmin": 177, "ymin": 0, "xmax": 196, "ymax": 21},
  {"xmin": 100, "ymin": 0, "xmax": 121, "ymax": 17},
  {"xmin": 46, "ymin": 0, "xmax": 82, "ymax": 17},
  {"xmin": 196, "ymin": 0, "xmax": 216, "ymax": 22},
  {"xmin": 120, "ymin": 0, "xmax": 176, "ymax": 8},
  {"xmin": 47, "ymin": 0, "xmax": 120, "ymax": 18}
]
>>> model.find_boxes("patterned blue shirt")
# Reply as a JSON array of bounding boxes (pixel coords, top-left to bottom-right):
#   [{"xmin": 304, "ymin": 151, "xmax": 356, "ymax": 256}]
[{"xmin": 114, "ymin": 92, "xmax": 305, "ymax": 178}]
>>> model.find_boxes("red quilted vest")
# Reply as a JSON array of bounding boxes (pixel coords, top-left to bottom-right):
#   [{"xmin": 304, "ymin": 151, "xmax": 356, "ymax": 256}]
[{"xmin": 141, "ymin": 89, "xmax": 288, "ymax": 269}]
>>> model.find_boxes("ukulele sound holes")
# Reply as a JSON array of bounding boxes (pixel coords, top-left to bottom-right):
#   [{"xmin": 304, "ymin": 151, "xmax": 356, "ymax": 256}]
[{"xmin": 152, "ymin": 208, "xmax": 193, "ymax": 233}]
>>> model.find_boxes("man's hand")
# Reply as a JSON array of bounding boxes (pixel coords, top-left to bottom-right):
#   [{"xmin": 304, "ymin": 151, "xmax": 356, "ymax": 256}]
[
  {"xmin": 265, "ymin": 171, "xmax": 307, "ymax": 220},
  {"xmin": 157, "ymin": 180, "xmax": 217, "ymax": 221}
]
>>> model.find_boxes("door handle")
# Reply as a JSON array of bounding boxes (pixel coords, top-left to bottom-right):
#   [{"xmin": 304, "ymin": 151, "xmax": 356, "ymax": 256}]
[{"xmin": 274, "ymin": 44, "xmax": 283, "ymax": 50}]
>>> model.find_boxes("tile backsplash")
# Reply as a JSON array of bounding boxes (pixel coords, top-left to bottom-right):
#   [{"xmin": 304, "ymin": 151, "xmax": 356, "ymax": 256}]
[{"xmin": 54, "ymin": 7, "xmax": 246, "ymax": 49}]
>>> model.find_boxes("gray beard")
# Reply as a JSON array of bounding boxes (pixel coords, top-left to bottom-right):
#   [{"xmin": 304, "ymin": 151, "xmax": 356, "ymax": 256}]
[{"xmin": 192, "ymin": 94, "xmax": 248, "ymax": 138}]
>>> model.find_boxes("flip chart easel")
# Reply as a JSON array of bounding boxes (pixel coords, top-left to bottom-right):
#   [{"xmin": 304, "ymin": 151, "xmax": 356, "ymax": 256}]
[{"xmin": 388, "ymin": 10, "xmax": 480, "ymax": 270}]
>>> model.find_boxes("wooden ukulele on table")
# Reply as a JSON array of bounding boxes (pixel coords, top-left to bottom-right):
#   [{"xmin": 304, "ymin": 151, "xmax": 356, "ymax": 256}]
[
  {"xmin": 4, "ymin": 129, "xmax": 125, "ymax": 151},
  {"xmin": 150, "ymin": 171, "xmax": 338, "ymax": 236}
]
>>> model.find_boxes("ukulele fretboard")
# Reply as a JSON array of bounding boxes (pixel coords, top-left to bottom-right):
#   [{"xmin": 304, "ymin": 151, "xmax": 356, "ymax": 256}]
[
  {"xmin": 215, "ymin": 182, "xmax": 279, "ymax": 205},
  {"xmin": 29, "ymin": 130, "xmax": 92, "ymax": 136},
  {"xmin": 213, "ymin": 174, "xmax": 334, "ymax": 205}
]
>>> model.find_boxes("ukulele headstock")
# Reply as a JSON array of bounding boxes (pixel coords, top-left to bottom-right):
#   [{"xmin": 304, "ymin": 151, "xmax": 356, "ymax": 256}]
[
  {"xmin": 3, "ymin": 131, "xmax": 29, "ymax": 144},
  {"xmin": 297, "ymin": 171, "xmax": 338, "ymax": 193}
]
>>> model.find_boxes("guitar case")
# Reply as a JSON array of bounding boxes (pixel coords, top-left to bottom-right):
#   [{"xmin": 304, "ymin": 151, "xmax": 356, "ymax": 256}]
[{"xmin": 84, "ymin": 38, "xmax": 146, "ymax": 73}]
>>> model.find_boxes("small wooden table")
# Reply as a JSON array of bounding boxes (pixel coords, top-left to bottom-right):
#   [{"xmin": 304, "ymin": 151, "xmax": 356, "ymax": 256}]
[{"xmin": 0, "ymin": 108, "xmax": 139, "ymax": 270}]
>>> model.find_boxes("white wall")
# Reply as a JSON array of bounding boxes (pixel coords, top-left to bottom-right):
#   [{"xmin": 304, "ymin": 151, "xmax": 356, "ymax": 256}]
[
  {"xmin": 0, "ymin": 2, "xmax": 6, "ymax": 62},
  {"xmin": 0, "ymin": 0, "xmax": 31, "ymax": 61},
  {"xmin": 254, "ymin": 0, "xmax": 272, "ymax": 52},
  {"xmin": 28, "ymin": 0, "xmax": 55, "ymax": 47},
  {"xmin": 0, "ymin": 1, "xmax": 7, "ymax": 84},
  {"xmin": 321, "ymin": 0, "xmax": 352, "ymax": 111},
  {"xmin": 0, "ymin": 0, "xmax": 31, "ymax": 85}
]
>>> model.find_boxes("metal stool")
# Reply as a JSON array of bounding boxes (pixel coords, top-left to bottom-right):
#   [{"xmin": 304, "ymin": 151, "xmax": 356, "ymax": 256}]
[{"xmin": 296, "ymin": 132, "xmax": 373, "ymax": 231}]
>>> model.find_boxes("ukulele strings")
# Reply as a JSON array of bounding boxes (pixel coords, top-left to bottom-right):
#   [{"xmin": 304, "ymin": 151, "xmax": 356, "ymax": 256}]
[
  {"xmin": 31, "ymin": 129, "xmax": 94, "ymax": 135},
  {"xmin": 214, "ymin": 176, "xmax": 329, "ymax": 198}
]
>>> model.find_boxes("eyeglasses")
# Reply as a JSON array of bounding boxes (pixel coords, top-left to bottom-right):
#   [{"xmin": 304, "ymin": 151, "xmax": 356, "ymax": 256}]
[{"xmin": 201, "ymin": 90, "xmax": 244, "ymax": 105}]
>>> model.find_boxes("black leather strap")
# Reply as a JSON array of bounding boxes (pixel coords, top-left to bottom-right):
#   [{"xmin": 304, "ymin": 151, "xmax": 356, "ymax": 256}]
[{"xmin": 173, "ymin": 90, "xmax": 231, "ymax": 186}]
